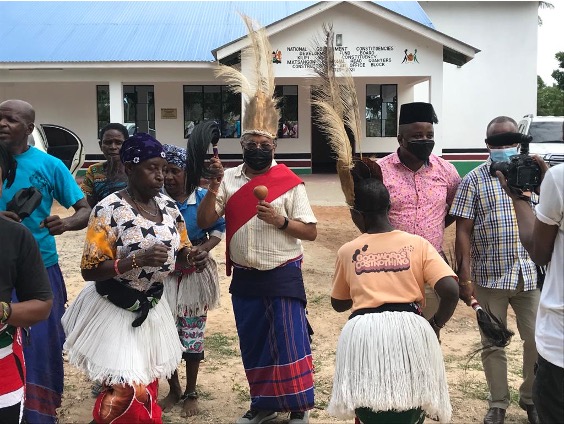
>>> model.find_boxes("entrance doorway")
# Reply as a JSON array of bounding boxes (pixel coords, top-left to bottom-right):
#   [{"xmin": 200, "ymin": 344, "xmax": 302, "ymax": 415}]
[
  {"xmin": 311, "ymin": 102, "xmax": 335, "ymax": 173},
  {"xmin": 310, "ymin": 97, "xmax": 355, "ymax": 173}
]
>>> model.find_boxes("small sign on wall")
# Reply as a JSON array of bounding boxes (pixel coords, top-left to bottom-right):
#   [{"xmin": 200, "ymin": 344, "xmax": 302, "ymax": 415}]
[{"xmin": 160, "ymin": 108, "xmax": 177, "ymax": 119}]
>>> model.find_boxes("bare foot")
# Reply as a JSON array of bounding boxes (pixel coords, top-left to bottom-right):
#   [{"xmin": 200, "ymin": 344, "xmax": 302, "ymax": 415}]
[
  {"xmin": 158, "ymin": 390, "xmax": 181, "ymax": 412},
  {"xmin": 181, "ymin": 397, "xmax": 199, "ymax": 417}
]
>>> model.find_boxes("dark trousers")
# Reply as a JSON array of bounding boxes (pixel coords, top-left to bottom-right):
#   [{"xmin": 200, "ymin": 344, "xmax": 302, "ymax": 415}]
[
  {"xmin": 0, "ymin": 402, "xmax": 22, "ymax": 424},
  {"xmin": 533, "ymin": 354, "xmax": 564, "ymax": 424}
]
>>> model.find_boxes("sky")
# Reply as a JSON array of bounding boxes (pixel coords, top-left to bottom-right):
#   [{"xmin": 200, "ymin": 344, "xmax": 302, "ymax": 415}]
[{"xmin": 537, "ymin": 2, "xmax": 564, "ymax": 85}]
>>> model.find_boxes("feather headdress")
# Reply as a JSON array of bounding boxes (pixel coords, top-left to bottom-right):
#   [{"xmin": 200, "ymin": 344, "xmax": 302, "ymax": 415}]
[
  {"xmin": 215, "ymin": 15, "xmax": 280, "ymax": 140},
  {"xmin": 311, "ymin": 24, "xmax": 381, "ymax": 207}
]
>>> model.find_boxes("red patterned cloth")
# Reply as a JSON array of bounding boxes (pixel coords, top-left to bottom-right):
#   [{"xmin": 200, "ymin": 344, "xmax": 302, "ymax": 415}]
[
  {"xmin": 93, "ymin": 380, "xmax": 161, "ymax": 423},
  {"xmin": 0, "ymin": 327, "xmax": 25, "ymax": 409}
]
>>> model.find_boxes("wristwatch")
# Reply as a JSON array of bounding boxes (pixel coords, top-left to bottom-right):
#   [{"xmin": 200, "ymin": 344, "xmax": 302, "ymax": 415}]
[{"xmin": 278, "ymin": 216, "xmax": 289, "ymax": 230}]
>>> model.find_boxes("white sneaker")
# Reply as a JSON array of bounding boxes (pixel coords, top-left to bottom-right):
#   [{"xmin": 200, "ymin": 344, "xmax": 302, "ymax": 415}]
[{"xmin": 236, "ymin": 409, "xmax": 277, "ymax": 424}]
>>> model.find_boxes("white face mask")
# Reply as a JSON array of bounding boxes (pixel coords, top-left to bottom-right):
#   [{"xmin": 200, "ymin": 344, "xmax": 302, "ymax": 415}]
[{"xmin": 490, "ymin": 146, "xmax": 519, "ymax": 162}]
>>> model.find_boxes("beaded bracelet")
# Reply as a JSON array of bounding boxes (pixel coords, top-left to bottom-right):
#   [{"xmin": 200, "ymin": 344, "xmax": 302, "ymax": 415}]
[
  {"xmin": 114, "ymin": 259, "xmax": 121, "ymax": 275},
  {"xmin": 430, "ymin": 315, "xmax": 445, "ymax": 329},
  {"xmin": 0, "ymin": 301, "xmax": 12, "ymax": 324},
  {"xmin": 132, "ymin": 253, "xmax": 139, "ymax": 269},
  {"xmin": 185, "ymin": 246, "xmax": 194, "ymax": 265}
]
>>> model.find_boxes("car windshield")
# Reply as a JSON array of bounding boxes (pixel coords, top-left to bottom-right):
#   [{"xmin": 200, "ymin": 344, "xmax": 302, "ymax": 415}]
[{"xmin": 529, "ymin": 121, "xmax": 564, "ymax": 143}]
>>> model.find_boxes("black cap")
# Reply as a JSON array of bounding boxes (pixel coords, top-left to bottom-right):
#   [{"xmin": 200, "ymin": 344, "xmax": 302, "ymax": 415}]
[
  {"xmin": 398, "ymin": 102, "xmax": 438, "ymax": 125},
  {"xmin": 486, "ymin": 132, "xmax": 531, "ymax": 147}
]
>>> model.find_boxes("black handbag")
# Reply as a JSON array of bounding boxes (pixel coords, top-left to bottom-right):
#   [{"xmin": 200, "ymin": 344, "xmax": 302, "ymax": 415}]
[{"xmin": 6, "ymin": 187, "xmax": 43, "ymax": 219}]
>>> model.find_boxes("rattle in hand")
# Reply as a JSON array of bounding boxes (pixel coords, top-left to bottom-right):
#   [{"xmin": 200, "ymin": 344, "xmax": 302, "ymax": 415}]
[{"xmin": 253, "ymin": 185, "xmax": 268, "ymax": 201}]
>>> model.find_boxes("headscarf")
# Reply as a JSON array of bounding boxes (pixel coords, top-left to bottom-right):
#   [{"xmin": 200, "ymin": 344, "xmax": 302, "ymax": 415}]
[
  {"xmin": 162, "ymin": 144, "xmax": 187, "ymax": 170},
  {"xmin": 120, "ymin": 133, "xmax": 165, "ymax": 164},
  {"xmin": 0, "ymin": 143, "xmax": 17, "ymax": 188}
]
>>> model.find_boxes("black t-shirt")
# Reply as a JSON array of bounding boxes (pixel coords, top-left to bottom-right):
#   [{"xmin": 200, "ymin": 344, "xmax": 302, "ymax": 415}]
[{"xmin": 0, "ymin": 216, "xmax": 52, "ymax": 303}]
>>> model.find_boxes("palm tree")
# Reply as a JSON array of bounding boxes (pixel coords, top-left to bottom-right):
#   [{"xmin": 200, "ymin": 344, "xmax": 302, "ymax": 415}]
[{"xmin": 538, "ymin": 1, "xmax": 554, "ymax": 26}]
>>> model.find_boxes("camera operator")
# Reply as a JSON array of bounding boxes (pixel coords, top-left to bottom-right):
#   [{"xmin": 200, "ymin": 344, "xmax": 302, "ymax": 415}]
[
  {"xmin": 449, "ymin": 116, "xmax": 541, "ymax": 424},
  {"xmin": 496, "ymin": 160, "xmax": 563, "ymax": 424}
]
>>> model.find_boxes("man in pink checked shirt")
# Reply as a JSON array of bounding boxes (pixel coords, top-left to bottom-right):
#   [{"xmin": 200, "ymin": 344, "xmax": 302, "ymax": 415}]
[{"xmin": 378, "ymin": 102, "xmax": 461, "ymax": 320}]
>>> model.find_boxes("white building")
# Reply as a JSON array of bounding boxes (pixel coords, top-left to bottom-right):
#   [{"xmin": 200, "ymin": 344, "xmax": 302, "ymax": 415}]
[{"xmin": 0, "ymin": 1, "xmax": 538, "ymax": 175}]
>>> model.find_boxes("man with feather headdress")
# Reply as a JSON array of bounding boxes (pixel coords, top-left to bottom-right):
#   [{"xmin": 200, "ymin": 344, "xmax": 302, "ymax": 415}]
[{"xmin": 197, "ymin": 16, "xmax": 316, "ymax": 424}]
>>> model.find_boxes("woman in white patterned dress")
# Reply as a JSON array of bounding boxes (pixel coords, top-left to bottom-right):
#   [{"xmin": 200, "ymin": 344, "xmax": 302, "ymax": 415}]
[{"xmin": 62, "ymin": 133, "xmax": 207, "ymax": 424}]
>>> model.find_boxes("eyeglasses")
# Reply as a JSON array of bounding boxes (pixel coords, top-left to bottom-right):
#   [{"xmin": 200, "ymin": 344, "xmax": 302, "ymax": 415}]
[{"xmin": 242, "ymin": 142, "xmax": 276, "ymax": 152}]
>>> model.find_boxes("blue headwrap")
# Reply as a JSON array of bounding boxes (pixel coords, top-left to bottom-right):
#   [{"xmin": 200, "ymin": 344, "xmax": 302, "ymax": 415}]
[
  {"xmin": 162, "ymin": 144, "xmax": 187, "ymax": 170},
  {"xmin": 120, "ymin": 133, "xmax": 166, "ymax": 164}
]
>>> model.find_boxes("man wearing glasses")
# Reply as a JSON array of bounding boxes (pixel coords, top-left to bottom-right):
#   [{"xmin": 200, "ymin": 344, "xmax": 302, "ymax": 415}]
[{"xmin": 198, "ymin": 133, "xmax": 317, "ymax": 424}]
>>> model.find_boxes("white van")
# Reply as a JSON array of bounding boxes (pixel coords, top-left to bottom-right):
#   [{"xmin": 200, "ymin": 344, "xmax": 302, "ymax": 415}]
[{"xmin": 518, "ymin": 115, "xmax": 564, "ymax": 167}]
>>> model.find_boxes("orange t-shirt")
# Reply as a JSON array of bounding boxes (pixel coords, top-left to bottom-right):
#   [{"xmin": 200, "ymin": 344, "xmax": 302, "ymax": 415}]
[{"xmin": 331, "ymin": 230, "xmax": 456, "ymax": 312}]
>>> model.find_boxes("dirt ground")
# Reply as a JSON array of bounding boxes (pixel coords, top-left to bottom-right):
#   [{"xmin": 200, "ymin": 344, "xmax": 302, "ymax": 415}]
[{"xmin": 52, "ymin": 204, "xmax": 529, "ymax": 424}]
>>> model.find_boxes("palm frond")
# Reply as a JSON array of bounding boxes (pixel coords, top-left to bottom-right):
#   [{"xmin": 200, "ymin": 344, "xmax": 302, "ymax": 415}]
[{"xmin": 311, "ymin": 23, "xmax": 366, "ymax": 206}]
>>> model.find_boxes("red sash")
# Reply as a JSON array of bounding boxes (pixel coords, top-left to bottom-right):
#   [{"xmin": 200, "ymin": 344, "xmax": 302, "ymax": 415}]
[{"xmin": 224, "ymin": 164, "xmax": 303, "ymax": 276}]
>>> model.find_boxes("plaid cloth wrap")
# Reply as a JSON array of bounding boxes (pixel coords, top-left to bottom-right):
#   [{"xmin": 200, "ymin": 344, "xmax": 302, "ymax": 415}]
[{"xmin": 232, "ymin": 294, "xmax": 314, "ymax": 412}]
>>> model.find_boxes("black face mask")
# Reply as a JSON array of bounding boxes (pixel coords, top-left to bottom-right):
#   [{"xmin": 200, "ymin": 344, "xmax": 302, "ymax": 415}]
[
  {"xmin": 406, "ymin": 140, "xmax": 435, "ymax": 161},
  {"xmin": 243, "ymin": 148, "xmax": 273, "ymax": 171}
]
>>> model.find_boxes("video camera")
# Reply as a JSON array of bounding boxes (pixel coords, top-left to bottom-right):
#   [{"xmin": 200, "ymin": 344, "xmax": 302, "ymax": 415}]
[{"xmin": 489, "ymin": 133, "xmax": 541, "ymax": 192}]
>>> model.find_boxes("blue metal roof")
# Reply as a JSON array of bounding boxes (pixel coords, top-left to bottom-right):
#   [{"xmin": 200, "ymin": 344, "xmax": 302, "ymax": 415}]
[{"xmin": 0, "ymin": 1, "xmax": 434, "ymax": 63}]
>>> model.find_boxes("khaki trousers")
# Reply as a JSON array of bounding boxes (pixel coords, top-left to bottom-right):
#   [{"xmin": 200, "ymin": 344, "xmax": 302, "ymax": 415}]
[{"xmin": 474, "ymin": 277, "xmax": 540, "ymax": 409}]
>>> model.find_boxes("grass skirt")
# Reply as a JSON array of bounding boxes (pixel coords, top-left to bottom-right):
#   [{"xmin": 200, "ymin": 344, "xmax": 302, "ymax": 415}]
[
  {"xmin": 162, "ymin": 256, "xmax": 220, "ymax": 318},
  {"xmin": 327, "ymin": 311, "xmax": 452, "ymax": 423},
  {"xmin": 61, "ymin": 281, "xmax": 183, "ymax": 386}
]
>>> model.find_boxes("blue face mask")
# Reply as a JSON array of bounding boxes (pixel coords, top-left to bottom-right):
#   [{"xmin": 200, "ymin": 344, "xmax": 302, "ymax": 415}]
[{"xmin": 490, "ymin": 146, "xmax": 519, "ymax": 162}]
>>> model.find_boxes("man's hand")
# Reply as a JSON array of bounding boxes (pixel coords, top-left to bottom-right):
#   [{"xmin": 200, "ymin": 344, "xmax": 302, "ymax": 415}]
[
  {"xmin": 496, "ymin": 155, "xmax": 549, "ymax": 199},
  {"xmin": 41, "ymin": 215, "xmax": 67, "ymax": 235},
  {"xmin": 0, "ymin": 211, "xmax": 21, "ymax": 222},
  {"xmin": 256, "ymin": 201, "xmax": 284, "ymax": 228},
  {"xmin": 458, "ymin": 282, "xmax": 475, "ymax": 306},
  {"xmin": 531, "ymin": 155, "xmax": 549, "ymax": 195},
  {"xmin": 208, "ymin": 156, "xmax": 224, "ymax": 187},
  {"xmin": 136, "ymin": 244, "xmax": 169, "ymax": 268},
  {"xmin": 495, "ymin": 171, "xmax": 522, "ymax": 200}
]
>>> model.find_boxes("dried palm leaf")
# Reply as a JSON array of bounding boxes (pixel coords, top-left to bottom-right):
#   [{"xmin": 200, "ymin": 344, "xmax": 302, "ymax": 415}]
[{"xmin": 311, "ymin": 23, "xmax": 366, "ymax": 207}]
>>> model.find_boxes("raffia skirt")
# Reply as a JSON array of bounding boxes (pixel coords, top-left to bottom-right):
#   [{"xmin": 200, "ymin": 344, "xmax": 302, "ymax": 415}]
[
  {"xmin": 327, "ymin": 311, "xmax": 452, "ymax": 423},
  {"xmin": 61, "ymin": 281, "xmax": 183, "ymax": 386},
  {"xmin": 162, "ymin": 256, "xmax": 220, "ymax": 319}
]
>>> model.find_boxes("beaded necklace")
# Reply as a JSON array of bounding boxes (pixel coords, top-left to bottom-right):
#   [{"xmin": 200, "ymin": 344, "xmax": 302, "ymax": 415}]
[{"xmin": 126, "ymin": 189, "xmax": 159, "ymax": 217}]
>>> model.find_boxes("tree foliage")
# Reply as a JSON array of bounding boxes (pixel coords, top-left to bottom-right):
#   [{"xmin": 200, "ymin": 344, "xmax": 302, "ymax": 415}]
[
  {"xmin": 538, "ymin": 51, "xmax": 564, "ymax": 116},
  {"xmin": 551, "ymin": 52, "xmax": 564, "ymax": 90}
]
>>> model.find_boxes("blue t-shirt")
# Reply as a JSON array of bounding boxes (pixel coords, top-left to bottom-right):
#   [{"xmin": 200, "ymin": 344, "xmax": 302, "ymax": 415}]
[
  {"xmin": 0, "ymin": 146, "xmax": 85, "ymax": 267},
  {"xmin": 176, "ymin": 187, "xmax": 225, "ymax": 243}
]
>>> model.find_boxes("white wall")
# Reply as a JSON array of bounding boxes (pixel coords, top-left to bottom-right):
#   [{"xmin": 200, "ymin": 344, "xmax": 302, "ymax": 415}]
[
  {"xmin": 263, "ymin": 1, "xmax": 445, "ymax": 152},
  {"xmin": 0, "ymin": 81, "xmax": 99, "ymax": 150},
  {"xmin": 0, "ymin": 1, "xmax": 460, "ymax": 159},
  {"xmin": 420, "ymin": 1, "xmax": 538, "ymax": 148}
]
